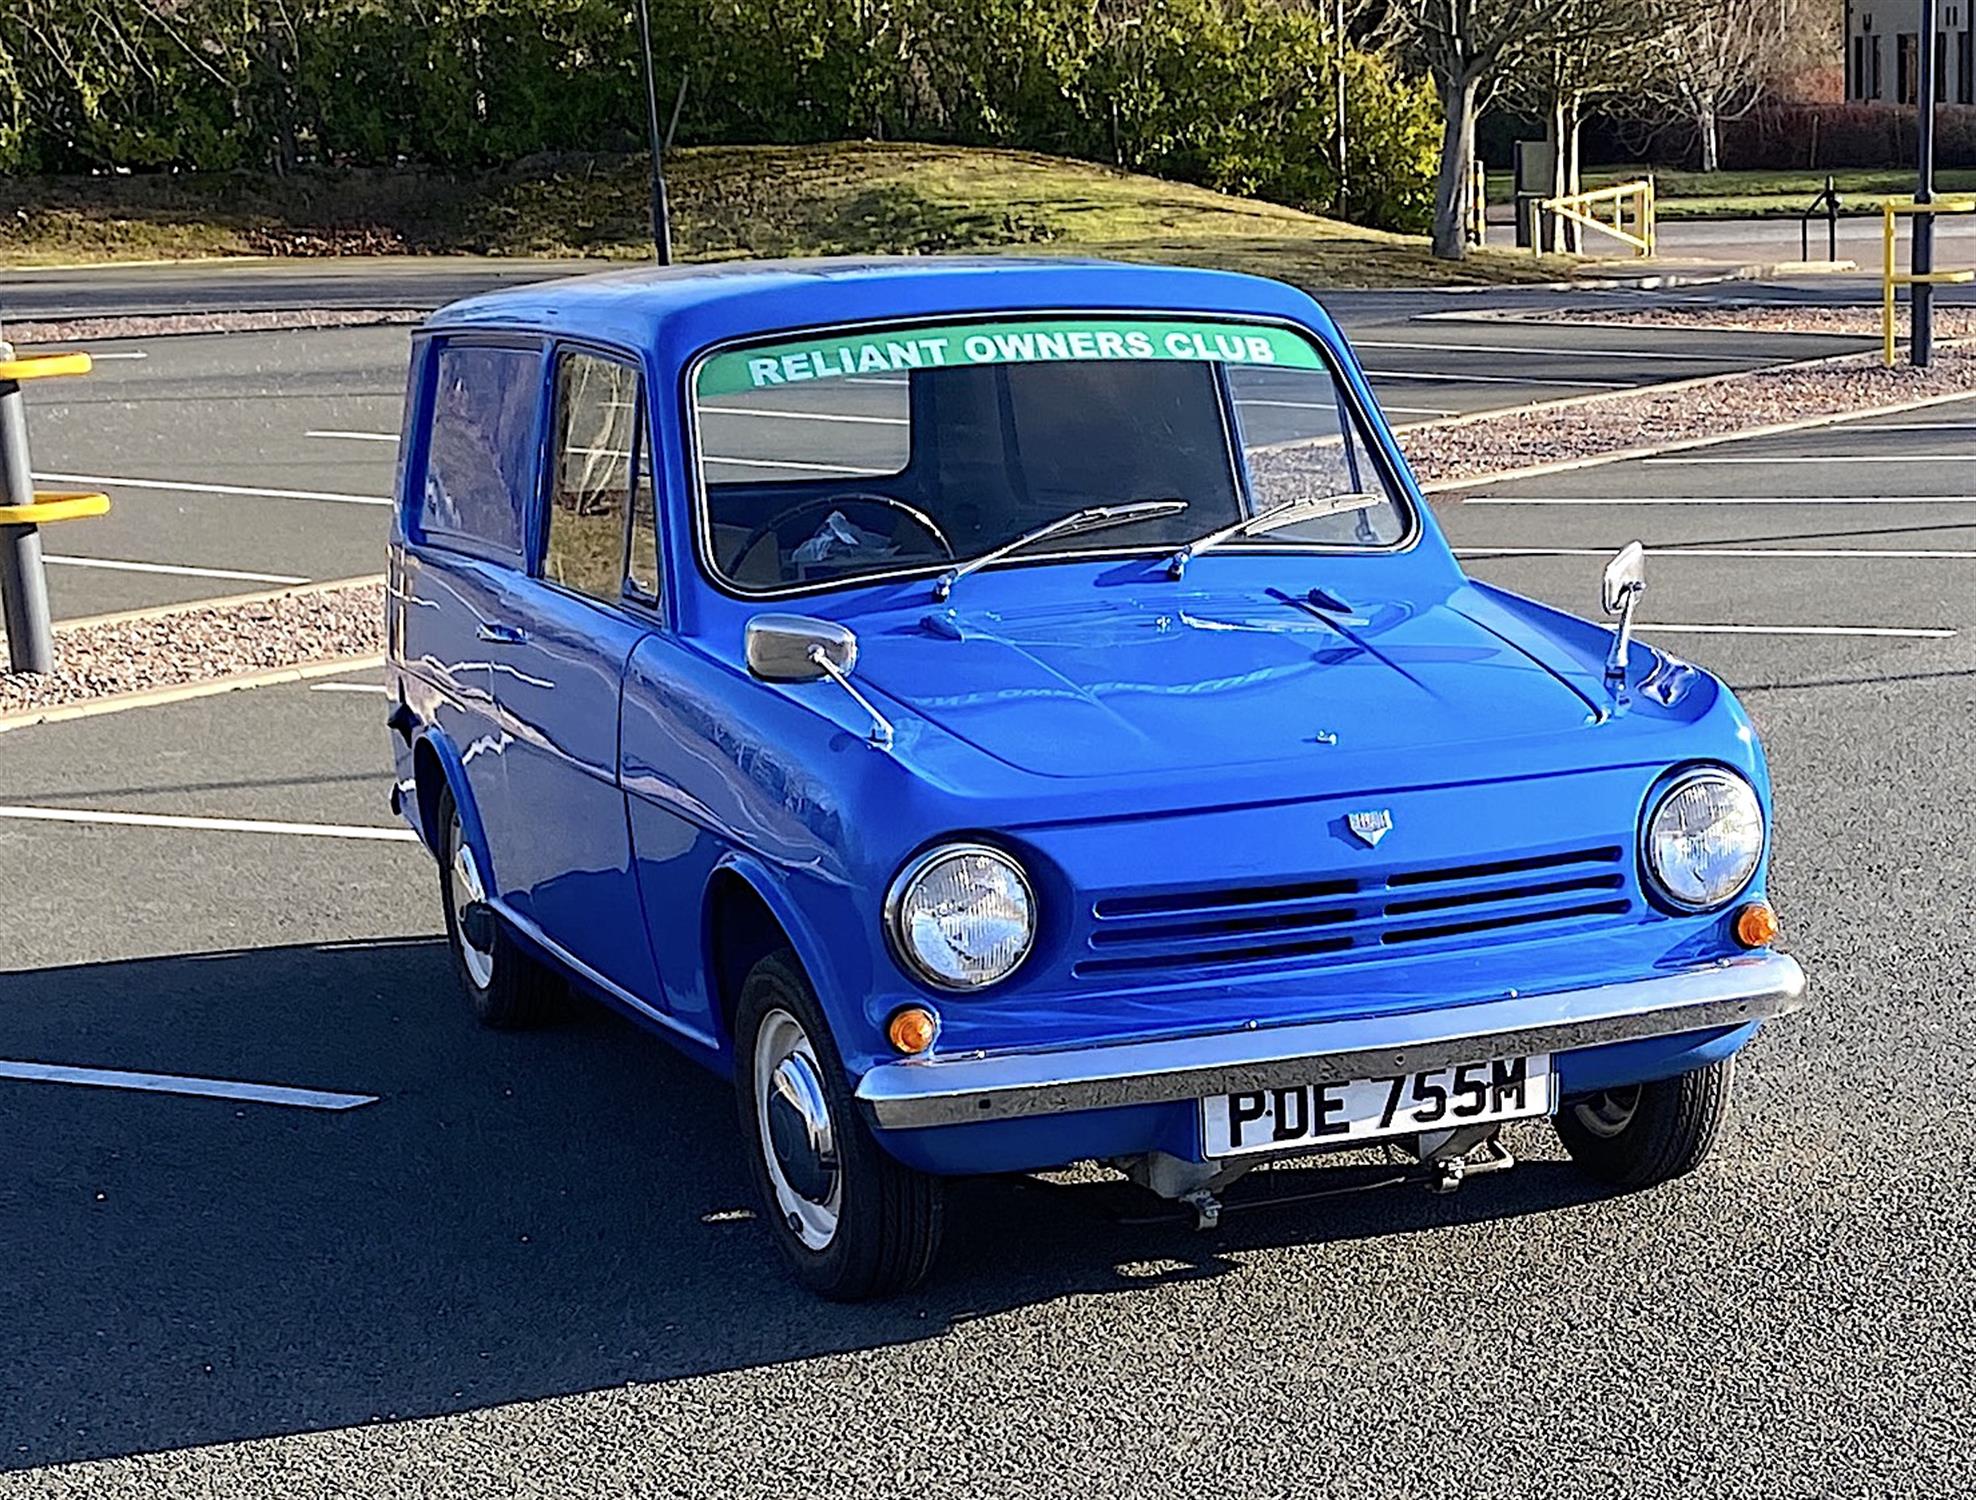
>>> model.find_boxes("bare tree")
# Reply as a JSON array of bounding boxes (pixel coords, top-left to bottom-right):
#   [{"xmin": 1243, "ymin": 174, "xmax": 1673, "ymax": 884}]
[
  {"xmin": 1504, "ymin": 0, "xmax": 1672, "ymax": 248},
  {"xmin": 1644, "ymin": 0, "xmax": 1798, "ymax": 172},
  {"xmin": 1394, "ymin": 0, "xmax": 1558, "ymax": 260}
]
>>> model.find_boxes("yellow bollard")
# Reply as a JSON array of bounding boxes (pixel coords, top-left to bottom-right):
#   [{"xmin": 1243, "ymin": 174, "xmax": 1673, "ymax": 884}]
[{"xmin": 1884, "ymin": 203, "xmax": 1897, "ymax": 368}]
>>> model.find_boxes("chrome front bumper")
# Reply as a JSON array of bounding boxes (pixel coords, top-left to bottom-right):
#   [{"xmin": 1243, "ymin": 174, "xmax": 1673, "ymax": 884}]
[{"xmin": 855, "ymin": 953, "xmax": 1806, "ymax": 1130}]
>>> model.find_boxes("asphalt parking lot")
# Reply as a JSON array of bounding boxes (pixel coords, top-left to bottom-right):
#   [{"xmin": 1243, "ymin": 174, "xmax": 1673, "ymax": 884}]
[{"xmin": 2, "ymin": 269, "xmax": 1972, "ymax": 1495}]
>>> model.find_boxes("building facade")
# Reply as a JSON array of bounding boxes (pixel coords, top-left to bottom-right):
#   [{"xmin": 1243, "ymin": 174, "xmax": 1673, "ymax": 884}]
[{"xmin": 1846, "ymin": 1, "xmax": 1976, "ymax": 102}]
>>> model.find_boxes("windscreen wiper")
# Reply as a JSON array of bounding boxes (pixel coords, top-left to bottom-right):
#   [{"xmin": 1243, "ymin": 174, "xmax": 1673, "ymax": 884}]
[
  {"xmin": 932, "ymin": 499, "xmax": 1187, "ymax": 602},
  {"xmin": 1165, "ymin": 491, "xmax": 1385, "ymax": 580}
]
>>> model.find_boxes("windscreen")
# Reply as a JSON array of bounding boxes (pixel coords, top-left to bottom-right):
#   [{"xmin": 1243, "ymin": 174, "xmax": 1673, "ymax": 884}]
[{"xmin": 692, "ymin": 317, "xmax": 1409, "ymax": 593}]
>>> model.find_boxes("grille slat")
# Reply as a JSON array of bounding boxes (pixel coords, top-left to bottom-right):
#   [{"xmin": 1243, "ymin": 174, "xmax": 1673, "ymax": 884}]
[
  {"xmin": 1383, "ymin": 870, "xmax": 1625, "ymax": 917},
  {"xmin": 1076, "ymin": 843, "xmax": 1632, "ymax": 981}
]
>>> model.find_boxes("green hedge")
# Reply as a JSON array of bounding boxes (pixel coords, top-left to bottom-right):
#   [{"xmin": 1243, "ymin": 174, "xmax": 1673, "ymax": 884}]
[{"xmin": 0, "ymin": 0, "xmax": 1438, "ymax": 231}]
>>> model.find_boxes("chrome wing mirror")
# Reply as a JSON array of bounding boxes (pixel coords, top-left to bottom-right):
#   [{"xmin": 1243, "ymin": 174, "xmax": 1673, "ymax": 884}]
[
  {"xmin": 745, "ymin": 614, "xmax": 894, "ymax": 749},
  {"xmin": 1600, "ymin": 542, "xmax": 1646, "ymax": 695},
  {"xmin": 746, "ymin": 613, "xmax": 856, "ymax": 681}
]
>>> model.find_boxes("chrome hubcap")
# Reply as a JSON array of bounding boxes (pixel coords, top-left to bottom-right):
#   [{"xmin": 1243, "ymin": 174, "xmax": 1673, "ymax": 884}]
[
  {"xmin": 448, "ymin": 817, "xmax": 495, "ymax": 990},
  {"xmin": 754, "ymin": 1008, "xmax": 841, "ymax": 1249},
  {"xmin": 1572, "ymin": 1086, "xmax": 1641, "ymax": 1139}
]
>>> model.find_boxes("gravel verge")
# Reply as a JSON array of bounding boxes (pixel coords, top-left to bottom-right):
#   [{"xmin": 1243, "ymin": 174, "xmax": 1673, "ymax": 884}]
[
  {"xmin": 1401, "ymin": 345, "xmax": 1976, "ymax": 487},
  {"xmin": 2, "ymin": 309, "xmax": 424, "ymax": 346},
  {"xmin": 1487, "ymin": 304, "xmax": 1976, "ymax": 339},
  {"xmin": 0, "ymin": 581, "xmax": 383, "ymax": 718}
]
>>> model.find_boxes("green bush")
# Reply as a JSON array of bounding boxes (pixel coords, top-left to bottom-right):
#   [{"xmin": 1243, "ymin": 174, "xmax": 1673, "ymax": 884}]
[
  {"xmin": 1070, "ymin": 0, "xmax": 1438, "ymax": 232},
  {"xmin": 0, "ymin": 0, "xmax": 1437, "ymax": 231}
]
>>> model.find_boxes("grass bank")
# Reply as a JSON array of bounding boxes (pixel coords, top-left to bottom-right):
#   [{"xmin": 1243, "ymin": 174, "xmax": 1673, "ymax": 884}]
[{"xmin": 2, "ymin": 143, "xmax": 1574, "ymax": 288}]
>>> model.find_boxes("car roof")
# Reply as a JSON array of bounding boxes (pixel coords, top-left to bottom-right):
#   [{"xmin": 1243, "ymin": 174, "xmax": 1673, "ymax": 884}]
[{"xmin": 422, "ymin": 255, "xmax": 1341, "ymax": 366}]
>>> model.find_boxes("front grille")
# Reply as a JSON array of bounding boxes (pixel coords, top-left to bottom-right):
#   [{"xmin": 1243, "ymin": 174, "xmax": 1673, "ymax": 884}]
[{"xmin": 1076, "ymin": 845, "xmax": 1632, "ymax": 980}]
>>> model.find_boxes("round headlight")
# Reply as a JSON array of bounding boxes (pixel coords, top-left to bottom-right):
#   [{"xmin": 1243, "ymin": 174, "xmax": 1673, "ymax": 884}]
[
  {"xmin": 887, "ymin": 845, "xmax": 1036, "ymax": 991},
  {"xmin": 1643, "ymin": 770, "xmax": 1764, "ymax": 911}
]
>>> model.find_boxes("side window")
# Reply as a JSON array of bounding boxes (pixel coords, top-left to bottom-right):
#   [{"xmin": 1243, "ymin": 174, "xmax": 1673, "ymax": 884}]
[
  {"xmin": 546, "ymin": 351, "xmax": 659, "ymax": 604},
  {"xmin": 420, "ymin": 343, "xmax": 541, "ymax": 560}
]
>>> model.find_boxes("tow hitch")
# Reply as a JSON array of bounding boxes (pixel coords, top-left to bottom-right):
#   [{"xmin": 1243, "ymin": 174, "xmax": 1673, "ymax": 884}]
[{"xmin": 1423, "ymin": 1133, "xmax": 1517, "ymax": 1194}]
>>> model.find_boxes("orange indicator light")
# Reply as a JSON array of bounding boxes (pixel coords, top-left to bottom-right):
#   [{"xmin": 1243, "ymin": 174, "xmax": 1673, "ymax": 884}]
[
  {"xmin": 1735, "ymin": 902, "xmax": 1780, "ymax": 949},
  {"xmin": 888, "ymin": 1006, "xmax": 939, "ymax": 1055}
]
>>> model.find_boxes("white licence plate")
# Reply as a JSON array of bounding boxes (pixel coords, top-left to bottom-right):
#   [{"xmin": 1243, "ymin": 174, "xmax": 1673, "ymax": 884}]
[{"xmin": 1201, "ymin": 1055, "xmax": 1555, "ymax": 1159}]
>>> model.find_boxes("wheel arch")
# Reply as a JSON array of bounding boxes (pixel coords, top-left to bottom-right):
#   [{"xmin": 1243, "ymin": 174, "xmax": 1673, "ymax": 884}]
[
  {"xmin": 410, "ymin": 728, "xmax": 493, "ymax": 879},
  {"xmin": 702, "ymin": 853, "xmax": 853, "ymax": 1061}
]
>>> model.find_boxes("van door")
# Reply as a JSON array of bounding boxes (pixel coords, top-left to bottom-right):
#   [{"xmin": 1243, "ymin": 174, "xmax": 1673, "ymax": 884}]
[
  {"xmin": 477, "ymin": 347, "xmax": 662, "ymax": 1002},
  {"xmin": 399, "ymin": 337, "xmax": 545, "ymax": 882}
]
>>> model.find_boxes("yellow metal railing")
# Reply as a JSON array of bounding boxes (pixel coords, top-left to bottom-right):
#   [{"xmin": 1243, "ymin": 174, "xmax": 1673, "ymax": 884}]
[
  {"xmin": 1882, "ymin": 195, "xmax": 1976, "ymax": 366},
  {"xmin": 0, "ymin": 351, "xmax": 110, "ymax": 523},
  {"xmin": 0, "ymin": 346, "xmax": 109, "ymax": 674},
  {"xmin": 1536, "ymin": 178, "xmax": 1656, "ymax": 258}
]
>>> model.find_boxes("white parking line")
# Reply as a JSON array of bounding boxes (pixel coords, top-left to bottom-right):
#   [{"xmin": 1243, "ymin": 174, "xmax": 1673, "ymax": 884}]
[
  {"xmin": 44, "ymin": 555, "xmax": 308, "ymax": 585},
  {"xmin": 1364, "ymin": 369, "xmax": 1632, "ymax": 389},
  {"xmin": 0, "ymin": 1059, "xmax": 376, "ymax": 1111},
  {"xmin": 1639, "ymin": 623, "xmax": 1956, "ymax": 639},
  {"xmin": 32, "ymin": 471, "xmax": 391, "ymax": 507},
  {"xmin": 82, "ymin": 351, "xmax": 149, "ymax": 361},
  {"xmin": 306, "ymin": 429, "xmax": 398, "ymax": 443},
  {"xmin": 702, "ymin": 456, "xmax": 878, "ymax": 475},
  {"xmin": 1465, "ymin": 495, "xmax": 1976, "ymax": 506},
  {"xmin": 1643, "ymin": 455, "xmax": 1973, "ymax": 466},
  {"xmin": 1238, "ymin": 397, "xmax": 1453, "ymax": 418},
  {"xmin": 1838, "ymin": 421, "xmax": 1976, "ymax": 432},
  {"xmin": 1459, "ymin": 546, "xmax": 1976, "ymax": 560},
  {"xmin": 701, "ymin": 407, "xmax": 907, "ymax": 427},
  {"xmin": 1357, "ymin": 339, "xmax": 1746, "ymax": 362},
  {"xmin": 308, "ymin": 681, "xmax": 386, "ymax": 695},
  {"xmin": 0, "ymin": 805, "xmax": 419, "ymax": 842}
]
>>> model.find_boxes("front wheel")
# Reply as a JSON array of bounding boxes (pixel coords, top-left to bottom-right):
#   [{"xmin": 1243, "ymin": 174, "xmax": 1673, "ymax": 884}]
[
  {"xmin": 1552, "ymin": 1057, "xmax": 1734, "ymax": 1190},
  {"xmin": 734, "ymin": 949, "xmax": 943, "ymax": 1300}
]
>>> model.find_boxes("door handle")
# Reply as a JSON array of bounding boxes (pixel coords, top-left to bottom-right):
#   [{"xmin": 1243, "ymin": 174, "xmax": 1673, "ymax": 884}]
[{"xmin": 476, "ymin": 622, "xmax": 527, "ymax": 645}]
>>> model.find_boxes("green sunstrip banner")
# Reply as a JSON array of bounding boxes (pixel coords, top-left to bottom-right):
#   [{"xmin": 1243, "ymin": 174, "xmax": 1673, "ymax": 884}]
[{"xmin": 695, "ymin": 318, "xmax": 1323, "ymax": 397}]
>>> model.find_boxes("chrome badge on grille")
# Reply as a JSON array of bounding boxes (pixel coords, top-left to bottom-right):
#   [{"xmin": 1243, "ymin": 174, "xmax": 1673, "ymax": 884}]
[{"xmin": 1346, "ymin": 809, "xmax": 1393, "ymax": 848}]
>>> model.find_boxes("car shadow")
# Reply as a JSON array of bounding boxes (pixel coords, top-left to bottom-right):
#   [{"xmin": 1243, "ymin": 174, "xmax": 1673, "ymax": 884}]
[{"xmin": 0, "ymin": 938, "xmax": 1605, "ymax": 1469}]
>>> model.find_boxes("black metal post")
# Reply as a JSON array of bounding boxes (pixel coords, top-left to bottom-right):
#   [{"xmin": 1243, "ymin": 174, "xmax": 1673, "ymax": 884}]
[
  {"xmin": 1914, "ymin": 0, "xmax": 1939, "ymax": 365},
  {"xmin": 1827, "ymin": 174, "xmax": 1839, "ymax": 262},
  {"xmin": 634, "ymin": 0, "xmax": 673, "ymax": 266}
]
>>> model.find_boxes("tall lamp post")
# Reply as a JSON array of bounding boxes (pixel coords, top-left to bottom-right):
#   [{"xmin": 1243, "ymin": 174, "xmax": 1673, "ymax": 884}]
[
  {"xmin": 1333, "ymin": 0, "xmax": 1348, "ymax": 217},
  {"xmin": 635, "ymin": 0, "xmax": 674, "ymax": 266},
  {"xmin": 1914, "ymin": 0, "xmax": 1939, "ymax": 365}
]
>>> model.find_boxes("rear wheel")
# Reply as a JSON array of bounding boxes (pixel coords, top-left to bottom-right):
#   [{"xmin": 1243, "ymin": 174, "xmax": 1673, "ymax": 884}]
[
  {"xmin": 734, "ymin": 949, "xmax": 943, "ymax": 1300},
  {"xmin": 436, "ymin": 787, "xmax": 561, "ymax": 1029},
  {"xmin": 1553, "ymin": 1057, "xmax": 1734, "ymax": 1190}
]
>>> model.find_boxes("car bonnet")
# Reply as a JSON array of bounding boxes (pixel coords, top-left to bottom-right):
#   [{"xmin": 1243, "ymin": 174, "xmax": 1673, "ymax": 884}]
[{"xmin": 837, "ymin": 580, "xmax": 1613, "ymax": 780}]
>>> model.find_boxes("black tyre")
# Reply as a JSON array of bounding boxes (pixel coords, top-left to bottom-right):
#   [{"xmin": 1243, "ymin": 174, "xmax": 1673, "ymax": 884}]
[
  {"xmin": 734, "ymin": 948, "xmax": 943, "ymax": 1300},
  {"xmin": 435, "ymin": 786, "xmax": 562, "ymax": 1029},
  {"xmin": 1552, "ymin": 1057, "xmax": 1734, "ymax": 1190}
]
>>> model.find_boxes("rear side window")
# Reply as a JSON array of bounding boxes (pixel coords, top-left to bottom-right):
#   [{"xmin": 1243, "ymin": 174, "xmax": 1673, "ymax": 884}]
[
  {"xmin": 545, "ymin": 351, "xmax": 658, "ymax": 605},
  {"xmin": 419, "ymin": 343, "xmax": 542, "ymax": 559}
]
